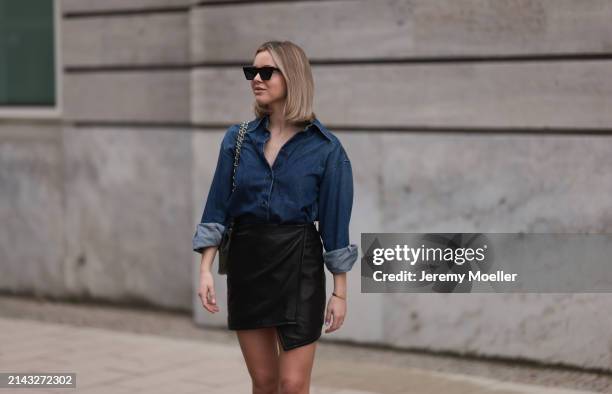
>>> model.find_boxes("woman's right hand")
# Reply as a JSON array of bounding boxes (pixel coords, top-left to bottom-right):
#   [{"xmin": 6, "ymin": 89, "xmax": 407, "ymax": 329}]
[{"xmin": 198, "ymin": 270, "xmax": 219, "ymax": 313}]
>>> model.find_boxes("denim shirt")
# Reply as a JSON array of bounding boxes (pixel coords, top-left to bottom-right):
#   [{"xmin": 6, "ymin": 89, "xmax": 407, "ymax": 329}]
[{"xmin": 192, "ymin": 114, "xmax": 358, "ymax": 274}]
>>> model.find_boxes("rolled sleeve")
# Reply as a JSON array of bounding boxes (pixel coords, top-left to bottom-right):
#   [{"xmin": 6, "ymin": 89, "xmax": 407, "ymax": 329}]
[
  {"xmin": 192, "ymin": 222, "xmax": 226, "ymax": 253},
  {"xmin": 192, "ymin": 125, "xmax": 237, "ymax": 254},
  {"xmin": 317, "ymin": 142, "xmax": 358, "ymax": 274},
  {"xmin": 323, "ymin": 244, "xmax": 359, "ymax": 274}
]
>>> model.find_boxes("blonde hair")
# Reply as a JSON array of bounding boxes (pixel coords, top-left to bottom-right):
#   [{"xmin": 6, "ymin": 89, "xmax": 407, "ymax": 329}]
[{"xmin": 252, "ymin": 40, "xmax": 316, "ymax": 125}]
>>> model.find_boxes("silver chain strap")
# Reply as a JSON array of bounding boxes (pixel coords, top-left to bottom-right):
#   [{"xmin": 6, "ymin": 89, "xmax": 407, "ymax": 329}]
[{"xmin": 231, "ymin": 121, "xmax": 249, "ymax": 193}]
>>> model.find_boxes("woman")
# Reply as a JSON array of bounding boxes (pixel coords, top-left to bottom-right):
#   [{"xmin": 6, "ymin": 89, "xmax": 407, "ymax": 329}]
[{"xmin": 192, "ymin": 40, "xmax": 358, "ymax": 394}]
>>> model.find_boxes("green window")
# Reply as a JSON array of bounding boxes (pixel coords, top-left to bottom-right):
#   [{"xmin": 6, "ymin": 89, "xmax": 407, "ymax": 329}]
[{"xmin": 0, "ymin": 0, "xmax": 56, "ymax": 106}]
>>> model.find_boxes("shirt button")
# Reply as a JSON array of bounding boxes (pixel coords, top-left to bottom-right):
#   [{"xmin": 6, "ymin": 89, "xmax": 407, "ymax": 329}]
[{"xmin": 262, "ymin": 201, "xmax": 267, "ymax": 206}]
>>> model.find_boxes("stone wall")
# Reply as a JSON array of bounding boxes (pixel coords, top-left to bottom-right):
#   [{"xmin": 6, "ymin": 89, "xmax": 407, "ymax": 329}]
[{"xmin": 1, "ymin": 0, "xmax": 611, "ymax": 370}]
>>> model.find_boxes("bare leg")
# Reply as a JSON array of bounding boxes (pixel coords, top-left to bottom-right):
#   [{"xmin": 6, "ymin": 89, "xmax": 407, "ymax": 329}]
[
  {"xmin": 277, "ymin": 339, "xmax": 317, "ymax": 394},
  {"xmin": 236, "ymin": 327, "xmax": 280, "ymax": 394}
]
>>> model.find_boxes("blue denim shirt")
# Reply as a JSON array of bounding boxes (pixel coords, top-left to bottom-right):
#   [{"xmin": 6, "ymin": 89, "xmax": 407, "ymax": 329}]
[{"xmin": 192, "ymin": 114, "xmax": 358, "ymax": 274}]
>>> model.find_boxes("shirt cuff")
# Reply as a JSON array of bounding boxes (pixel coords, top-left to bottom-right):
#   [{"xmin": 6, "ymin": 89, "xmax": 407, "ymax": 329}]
[
  {"xmin": 192, "ymin": 222, "xmax": 226, "ymax": 253},
  {"xmin": 323, "ymin": 244, "xmax": 359, "ymax": 274}
]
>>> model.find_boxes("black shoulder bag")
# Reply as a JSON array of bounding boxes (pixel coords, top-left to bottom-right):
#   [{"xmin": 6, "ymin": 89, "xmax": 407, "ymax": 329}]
[{"xmin": 217, "ymin": 120, "xmax": 248, "ymax": 275}]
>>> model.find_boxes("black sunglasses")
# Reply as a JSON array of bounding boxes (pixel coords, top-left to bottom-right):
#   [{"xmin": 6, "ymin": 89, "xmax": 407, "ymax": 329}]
[{"xmin": 243, "ymin": 66, "xmax": 281, "ymax": 80}]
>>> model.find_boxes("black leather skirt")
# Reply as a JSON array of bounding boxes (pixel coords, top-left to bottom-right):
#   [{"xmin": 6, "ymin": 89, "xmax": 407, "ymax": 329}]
[{"xmin": 226, "ymin": 221, "xmax": 326, "ymax": 351}]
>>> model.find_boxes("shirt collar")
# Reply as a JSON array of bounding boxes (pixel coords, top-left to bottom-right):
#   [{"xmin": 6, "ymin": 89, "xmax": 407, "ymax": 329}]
[{"xmin": 246, "ymin": 114, "xmax": 333, "ymax": 141}]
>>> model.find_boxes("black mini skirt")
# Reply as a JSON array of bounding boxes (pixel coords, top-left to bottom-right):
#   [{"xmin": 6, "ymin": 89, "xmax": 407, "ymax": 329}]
[{"xmin": 226, "ymin": 221, "xmax": 326, "ymax": 351}]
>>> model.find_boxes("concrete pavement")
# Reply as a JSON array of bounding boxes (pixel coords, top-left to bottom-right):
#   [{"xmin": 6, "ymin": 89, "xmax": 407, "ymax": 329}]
[{"xmin": 0, "ymin": 315, "xmax": 604, "ymax": 394}]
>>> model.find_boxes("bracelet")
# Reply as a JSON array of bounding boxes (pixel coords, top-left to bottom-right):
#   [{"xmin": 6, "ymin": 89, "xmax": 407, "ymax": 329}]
[{"xmin": 332, "ymin": 292, "xmax": 346, "ymax": 300}]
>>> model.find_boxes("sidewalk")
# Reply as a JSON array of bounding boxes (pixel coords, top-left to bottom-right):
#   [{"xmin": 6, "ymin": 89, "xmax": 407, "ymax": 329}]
[{"xmin": 0, "ymin": 297, "xmax": 609, "ymax": 394}]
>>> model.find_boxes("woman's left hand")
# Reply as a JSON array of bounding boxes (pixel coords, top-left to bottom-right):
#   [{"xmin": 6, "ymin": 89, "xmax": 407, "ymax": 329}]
[{"xmin": 324, "ymin": 295, "xmax": 346, "ymax": 333}]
